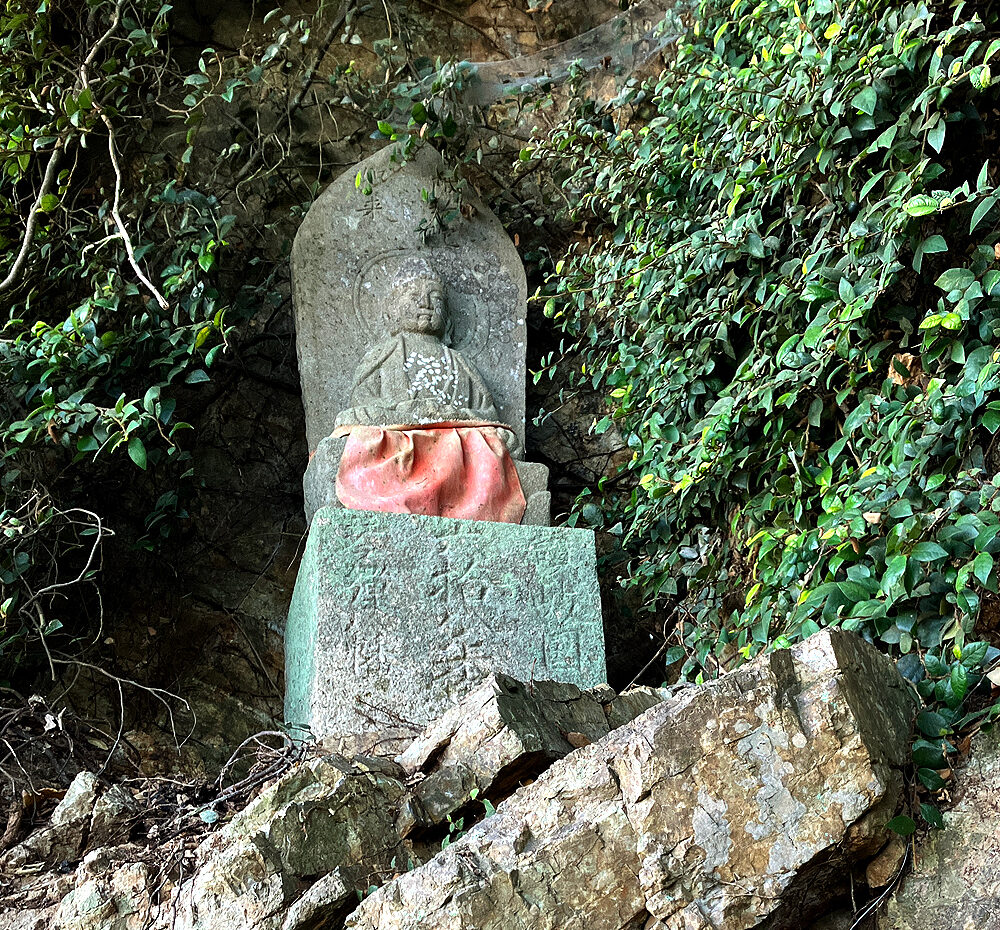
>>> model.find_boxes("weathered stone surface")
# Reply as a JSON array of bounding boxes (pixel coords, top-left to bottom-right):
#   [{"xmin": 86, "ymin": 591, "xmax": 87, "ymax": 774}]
[
  {"xmin": 603, "ymin": 684, "xmax": 681, "ymax": 730},
  {"xmin": 396, "ymin": 674, "xmax": 612, "ymax": 833},
  {"xmin": 346, "ymin": 630, "xmax": 917, "ymax": 930},
  {"xmin": 57, "ymin": 856, "xmax": 152, "ymax": 930},
  {"xmin": 280, "ymin": 868, "xmax": 355, "ymax": 930},
  {"xmin": 292, "ymin": 145, "xmax": 527, "ymax": 454},
  {"xmin": 877, "ymin": 725, "xmax": 1000, "ymax": 930},
  {"xmin": 170, "ymin": 754, "xmax": 406, "ymax": 930},
  {"xmin": 285, "ymin": 508, "xmax": 605, "ymax": 740},
  {"xmin": 3, "ymin": 771, "xmax": 137, "ymax": 869},
  {"xmin": 5, "ymin": 912, "xmax": 56, "ymax": 930},
  {"xmin": 303, "ymin": 434, "xmax": 551, "ymax": 526}
]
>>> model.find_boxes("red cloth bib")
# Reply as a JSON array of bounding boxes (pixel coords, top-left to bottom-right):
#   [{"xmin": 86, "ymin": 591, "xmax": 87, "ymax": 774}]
[{"xmin": 335, "ymin": 425, "xmax": 526, "ymax": 524}]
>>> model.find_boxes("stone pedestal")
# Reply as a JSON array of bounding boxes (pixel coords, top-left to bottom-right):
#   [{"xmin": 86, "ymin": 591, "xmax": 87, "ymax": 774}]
[{"xmin": 284, "ymin": 508, "xmax": 606, "ymax": 740}]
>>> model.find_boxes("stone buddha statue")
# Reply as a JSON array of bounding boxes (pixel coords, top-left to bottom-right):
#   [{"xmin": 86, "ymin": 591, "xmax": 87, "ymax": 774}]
[
  {"xmin": 332, "ymin": 258, "xmax": 525, "ymax": 523},
  {"xmin": 334, "ymin": 259, "xmax": 514, "ymax": 450}
]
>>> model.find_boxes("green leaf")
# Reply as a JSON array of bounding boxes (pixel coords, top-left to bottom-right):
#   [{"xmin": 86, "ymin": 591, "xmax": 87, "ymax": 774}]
[
  {"xmin": 978, "ymin": 161, "xmax": 991, "ymax": 191},
  {"xmin": 950, "ymin": 663, "xmax": 969, "ymax": 703},
  {"xmin": 128, "ymin": 436, "xmax": 147, "ymax": 470},
  {"xmin": 802, "ymin": 284, "xmax": 836, "ymax": 302},
  {"xmin": 912, "ymin": 739, "xmax": 946, "ymax": 768},
  {"xmin": 935, "ymin": 268, "xmax": 976, "ymax": 292},
  {"xmin": 963, "ymin": 641, "xmax": 990, "ymax": 666},
  {"xmin": 921, "ymin": 234, "xmax": 947, "ymax": 255},
  {"xmin": 924, "ymin": 654, "xmax": 948, "ymax": 677},
  {"xmin": 904, "ymin": 195, "xmax": 938, "ymax": 216},
  {"xmin": 927, "ymin": 118, "xmax": 946, "ymax": 153},
  {"xmin": 920, "ymin": 803, "xmax": 944, "ymax": 828},
  {"xmin": 917, "ymin": 767, "xmax": 947, "ymax": 791},
  {"xmin": 911, "ymin": 542, "xmax": 949, "ymax": 562},
  {"xmin": 882, "ymin": 554, "xmax": 907, "ymax": 592},
  {"xmin": 983, "ymin": 408, "xmax": 1000, "ymax": 434},
  {"xmin": 886, "ymin": 814, "xmax": 917, "ymax": 836},
  {"xmin": 974, "ymin": 551, "xmax": 994, "ymax": 586},
  {"xmin": 852, "ymin": 86, "xmax": 877, "ymax": 115},
  {"xmin": 971, "ymin": 195, "xmax": 998, "ymax": 233},
  {"xmin": 185, "ymin": 369, "xmax": 210, "ymax": 384},
  {"xmin": 916, "ymin": 710, "xmax": 949, "ymax": 738}
]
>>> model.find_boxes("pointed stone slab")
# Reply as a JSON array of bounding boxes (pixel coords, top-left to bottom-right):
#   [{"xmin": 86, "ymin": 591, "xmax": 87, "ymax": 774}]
[
  {"xmin": 291, "ymin": 145, "xmax": 527, "ymax": 454},
  {"xmin": 284, "ymin": 509, "xmax": 606, "ymax": 740}
]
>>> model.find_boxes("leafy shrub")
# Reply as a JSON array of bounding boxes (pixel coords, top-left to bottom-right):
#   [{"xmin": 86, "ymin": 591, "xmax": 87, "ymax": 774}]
[
  {"xmin": 0, "ymin": 0, "xmax": 299, "ymax": 684},
  {"xmin": 532, "ymin": 0, "xmax": 1000, "ymax": 792}
]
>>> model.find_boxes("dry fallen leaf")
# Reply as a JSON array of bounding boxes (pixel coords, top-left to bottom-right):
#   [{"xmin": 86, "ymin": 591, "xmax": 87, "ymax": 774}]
[
  {"xmin": 863, "ymin": 511, "xmax": 882, "ymax": 524},
  {"xmin": 564, "ymin": 731, "xmax": 592, "ymax": 749},
  {"xmin": 888, "ymin": 352, "xmax": 928, "ymax": 389}
]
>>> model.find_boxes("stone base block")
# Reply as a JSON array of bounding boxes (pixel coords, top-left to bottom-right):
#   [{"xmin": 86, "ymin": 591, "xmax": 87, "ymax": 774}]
[
  {"xmin": 303, "ymin": 435, "xmax": 551, "ymax": 527},
  {"xmin": 285, "ymin": 508, "xmax": 605, "ymax": 740}
]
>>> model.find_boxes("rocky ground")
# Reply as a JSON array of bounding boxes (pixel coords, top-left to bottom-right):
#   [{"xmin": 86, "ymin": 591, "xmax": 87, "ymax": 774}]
[{"xmin": 5, "ymin": 630, "xmax": 981, "ymax": 930}]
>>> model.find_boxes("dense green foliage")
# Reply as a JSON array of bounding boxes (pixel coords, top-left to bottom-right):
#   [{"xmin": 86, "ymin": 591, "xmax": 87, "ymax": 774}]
[
  {"xmin": 0, "ymin": 0, "xmax": 304, "ymax": 681},
  {"xmin": 534, "ymin": 0, "xmax": 1000, "ymax": 796}
]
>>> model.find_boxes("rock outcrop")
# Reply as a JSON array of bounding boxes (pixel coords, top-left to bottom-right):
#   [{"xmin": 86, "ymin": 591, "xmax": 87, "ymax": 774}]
[
  {"xmin": 396, "ymin": 674, "xmax": 653, "ymax": 834},
  {"xmin": 348, "ymin": 630, "xmax": 917, "ymax": 930},
  {"xmin": 3, "ymin": 771, "xmax": 138, "ymax": 870},
  {"xmin": 0, "ymin": 630, "xmax": 920, "ymax": 930},
  {"xmin": 877, "ymin": 724, "xmax": 1000, "ymax": 930},
  {"xmin": 168, "ymin": 754, "xmax": 406, "ymax": 930}
]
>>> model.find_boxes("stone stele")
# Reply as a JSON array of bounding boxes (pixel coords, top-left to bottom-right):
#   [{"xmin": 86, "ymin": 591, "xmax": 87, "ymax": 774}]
[
  {"xmin": 291, "ymin": 144, "xmax": 527, "ymax": 455},
  {"xmin": 284, "ymin": 508, "xmax": 606, "ymax": 740}
]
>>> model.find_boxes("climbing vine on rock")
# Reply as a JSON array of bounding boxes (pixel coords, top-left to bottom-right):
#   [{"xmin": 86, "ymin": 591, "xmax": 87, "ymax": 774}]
[{"xmin": 532, "ymin": 0, "xmax": 1000, "ymax": 812}]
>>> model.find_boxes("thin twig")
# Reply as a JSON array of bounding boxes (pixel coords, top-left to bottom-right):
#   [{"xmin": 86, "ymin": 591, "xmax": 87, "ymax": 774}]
[
  {"xmin": 288, "ymin": 0, "xmax": 353, "ymax": 119},
  {"xmin": 20, "ymin": 508, "xmax": 108, "ymax": 612},
  {"xmin": 50, "ymin": 657, "xmax": 196, "ymax": 751},
  {"xmin": 623, "ymin": 606, "xmax": 682, "ymax": 692},
  {"xmin": 74, "ymin": 0, "xmax": 169, "ymax": 310}
]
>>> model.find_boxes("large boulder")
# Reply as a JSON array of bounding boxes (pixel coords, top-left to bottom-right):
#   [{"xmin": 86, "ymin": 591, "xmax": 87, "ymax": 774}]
[
  {"xmin": 347, "ymin": 630, "xmax": 918, "ymax": 930},
  {"xmin": 877, "ymin": 725, "xmax": 1000, "ymax": 930},
  {"xmin": 168, "ymin": 754, "xmax": 406, "ymax": 930}
]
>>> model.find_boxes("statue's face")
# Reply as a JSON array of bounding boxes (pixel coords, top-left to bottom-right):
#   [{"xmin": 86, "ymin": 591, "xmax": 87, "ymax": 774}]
[{"xmin": 395, "ymin": 275, "xmax": 446, "ymax": 337}]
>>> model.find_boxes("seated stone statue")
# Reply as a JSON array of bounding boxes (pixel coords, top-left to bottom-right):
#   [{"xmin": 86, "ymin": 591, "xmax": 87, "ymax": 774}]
[{"xmin": 332, "ymin": 259, "xmax": 526, "ymax": 523}]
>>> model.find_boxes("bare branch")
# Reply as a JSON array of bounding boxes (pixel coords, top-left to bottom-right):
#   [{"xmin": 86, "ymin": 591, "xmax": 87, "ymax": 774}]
[
  {"xmin": 0, "ymin": 140, "xmax": 64, "ymax": 294},
  {"xmin": 288, "ymin": 0, "xmax": 354, "ymax": 118},
  {"xmin": 102, "ymin": 115, "xmax": 169, "ymax": 311}
]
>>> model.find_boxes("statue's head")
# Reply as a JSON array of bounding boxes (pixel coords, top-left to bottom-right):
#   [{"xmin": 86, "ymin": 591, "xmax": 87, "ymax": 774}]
[{"xmin": 388, "ymin": 258, "xmax": 447, "ymax": 338}]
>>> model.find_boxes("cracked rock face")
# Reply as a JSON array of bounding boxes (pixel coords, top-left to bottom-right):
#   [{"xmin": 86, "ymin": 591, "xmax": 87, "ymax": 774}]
[
  {"xmin": 397, "ymin": 675, "xmax": 615, "ymax": 834},
  {"xmin": 346, "ymin": 630, "xmax": 917, "ymax": 930},
  {"xmin": 877, "ymin": 724, "xmax": 1000, "ymax": 930},
  {"xmin": 170, "ymin": 754, "xmax": 406, "ymax": 930}
]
